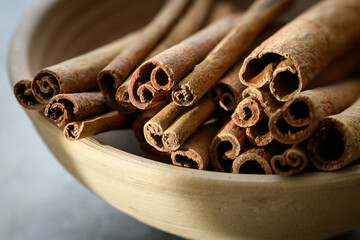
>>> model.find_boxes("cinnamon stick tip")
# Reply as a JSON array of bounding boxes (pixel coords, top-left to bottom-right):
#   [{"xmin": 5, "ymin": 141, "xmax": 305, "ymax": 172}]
[
  {"xmin": 172, "ymin": 84, "xmax": 194, "ymax": 106},
  {"xmin": 64, "ymin": 122, "xmax": 82, "ymax": 141},
  {"xmin": 31, "ymin": 69, "xmax": 60, "ymax": 103},
  {"xmin": 308, "ymin": 119, "xmax": 346, "ymax": 171},
  {"xmin": 150, "ymin": 63, "xmax": 174, "ymax": 91},
  {"xmin": 269, "ymin": 69, "xmax": 302, "ymax": 102},
  {"xmin": 171, "ymin": 149, "xmax": 203, "ymax": 170},
  {"xmin": 13, "ymin": 80, "xmax": 44, "ymax": 110}
]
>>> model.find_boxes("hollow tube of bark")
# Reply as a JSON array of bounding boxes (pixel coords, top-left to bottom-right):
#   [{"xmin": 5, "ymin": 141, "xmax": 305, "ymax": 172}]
[
  {"xmin": 98, "ymin": 0, "xmax": 190, "ymax": 109},
  {"xmin": 269, "ymin": 79, "xmax": 360, "ymax": 144},
  {"xmin": 114, "ymin": 0, "xmax": 213, "ymax": 114},
  {"xmin": 209, "ymin": 60, "xmax": 246, "ymax": 111},
  {"xmin": 209, "ymin": 119, "xmax": 246, "ymax": 172},
  {"xmin": 64, "ymin": 111, "xmax": 132, "ymax": 141},
  {"xmin": 246, "ymin": 113, "xmax": 274, "ymax": 146},
  {"xmin": 143, "ymin": 101, "xmax": 186, "ymax": 152},
  {"xmin": 171, "ymin": 122, "xmax": 220, "ymax": 170},
  {"xmin": 232, "ymin": 96, "xmax": 264, "ymax": 128},
  {"xmin": 242, "ymin": 87, "xmax": 283, "ymax": 116},
  {"xmin": 162, "ymin": 97, "xmax": 217, "ymax": 151},
  {"xmin": 172, "ymin": 0, "xmax": 292, "ymax": 107},
  {"xmin": 240, "ymin": 0, "xmax": 360, "ymax": 101},
  {"xmin": 233, "ymin": 44, "xmax": 360, "ymax": 128},
  {"xmin": 270, "ymin": 141, "xmax": 309, "ymax": 176},
  {"xmin": 231, "ymin": 142, "xmax": 288, "ymax": 174},
  {"xmin": 31, "ymin": 30, "xmax": 139, "ymax": 104},
  {"xmin": 232, "ymin": 86, "xmax": 283, "ymax": 128},
  {"xmin": 129, "ymin": 13, "xmax": 243, "ymax": 110},
  {"xmin": 44, "ymin": 92, "xmax": 111, "ymax": 127},
  {"xmin": 14, "ymin": 80, "xmax": 44, "ymax": 110},
  {"xmin": 132, "ymin": 102, "xmax": 172, "ymax": 160},
  {"xmin": 308, "ymin": 97, "xmax": 360, "ymax": 171}
]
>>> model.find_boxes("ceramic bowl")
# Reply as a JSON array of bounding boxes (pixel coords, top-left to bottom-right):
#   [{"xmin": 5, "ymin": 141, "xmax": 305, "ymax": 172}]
[{"xmin": 8, "ymin": 0, "xmax": 360, "ymax": 239}]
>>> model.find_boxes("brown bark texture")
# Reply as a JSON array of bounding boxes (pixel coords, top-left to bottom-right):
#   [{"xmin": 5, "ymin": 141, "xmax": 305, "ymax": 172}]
[{"xmin": 240, "ymin": 0, "xmax": 360, "ymax": 101}]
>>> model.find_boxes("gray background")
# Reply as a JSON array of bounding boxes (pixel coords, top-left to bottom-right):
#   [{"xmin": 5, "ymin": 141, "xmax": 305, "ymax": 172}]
[{"xmin": 0, "ymin": 0, "xmax": 359, "ymax": 240}]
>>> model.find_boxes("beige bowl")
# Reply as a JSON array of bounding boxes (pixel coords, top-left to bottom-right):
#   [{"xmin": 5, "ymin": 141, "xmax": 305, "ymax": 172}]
[{"xmin": 8, "ymin": 0, "xmax": 360, "ymax": 239}]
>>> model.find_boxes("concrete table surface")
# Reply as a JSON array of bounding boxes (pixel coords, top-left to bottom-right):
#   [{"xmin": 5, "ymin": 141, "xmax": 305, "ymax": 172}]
[{"xmin": 0, "ymin": 1, "xmax": 359, "ymax": 239}]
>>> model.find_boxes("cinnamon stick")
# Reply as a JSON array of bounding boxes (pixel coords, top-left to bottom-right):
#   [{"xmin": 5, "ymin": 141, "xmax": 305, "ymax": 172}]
[
  {"xmin": 231, "ymin": 86, "xmax": 283, "ymax": 128},
  {"xmin": 307, "ymin": 45, "xmax": 360, "ymax": 89},
  {"xmin": 64, "ymin": 111, "xmax": 132, "ymax": 141},
  {"xmin": 114, "ymin": 0, "xmax": 213, "ymax": 113},
  {"xmin": 240, "ymin": 0, "xmax": 360, "ymax": 101},
  {"xmin": 171, "ymin": 122, "xmax": 220, "ymax": 170},
  {"xmin": 245, "ymin": 114, "xmax": 274, "ymax": 146},
  {"xmin": 231, "ymin": 142, "xmax": 288, "ymax": 174},
  {"xmin": 308, "ymin": 97, "xmax": 360, "ymax": 171},
  {"xmin": 31, "ymin": 30, "xmax": 139, "ymax": 104},
  {"xmin": 172, "ymin": 0, "xmax": 292, "ymax": 107},
  {"xmin": 129, "ymin": 13, "xmax": 243, "ymax": 110},
  {"xmin": 269, "ymin": 79, "xmax": 360, "ymax": 144},
  {"xmin": 233, "ymin": 44, "xmax": 360, "ymax": 128},
  {"xmin": 44, "ymin": 92, "xmax": 111, "ymax": 127},
  {"xmin": 132, "ymin": 102, "xmax": 171, "ymax": 160},
  {"xmin": 234, "ymin": 88, "xmax": 279, "ymax": 146},
  {"xmin": 209, "ymin": 60, "xmax": 246, "ymax": 111},
  {"xmin": 209, "ymin": 119, "xmax": 246, "ymax": 172},
  {"xmin": 232, "ymin": 96, "xmax": 265, "ymax": 128},
  {"xmin": 143, "ymin": 101, "xmax": 186, "ymax": 152},
  {"xmin": 98, "ymin": 0, "xmax": 190, "ymax": 109},
  {"xmin": 14, "ymin": 80, "xmax": 44, "ymax": 110},
  {"xmin": 270, "ymin": 141, "xmax": 309, "ymax": 176},
  {"xmin": 162, "ymin": 97, "xmax": 217, "ymax": 151}
]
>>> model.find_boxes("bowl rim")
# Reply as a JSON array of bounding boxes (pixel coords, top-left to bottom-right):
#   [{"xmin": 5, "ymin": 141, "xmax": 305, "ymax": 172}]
[{"xmin": 7, "ymin": 0, "xmax": 360, "ymax": 188}]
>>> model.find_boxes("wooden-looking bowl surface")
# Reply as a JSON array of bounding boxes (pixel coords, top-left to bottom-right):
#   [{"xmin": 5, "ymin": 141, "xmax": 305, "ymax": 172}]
[{"xmin": 8, "ymin": 0, "xmax": 360, "ymax": 239}]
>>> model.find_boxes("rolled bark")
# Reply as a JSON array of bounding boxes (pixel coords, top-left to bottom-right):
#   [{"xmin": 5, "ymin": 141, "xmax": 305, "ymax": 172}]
[
  {"xmin": 269, "ymin": 79, "xmax": 360, "ymax": 144},
  {"xmin": 237, "ymin": 88, "xmax": 279, "ymax": 146},
  {"xmin": 114, "ymin": 0, "xmax": 213, "ymax": 114},
  {"xmin": 64, "ymin": 111, "xmax": 132, "ymax": 141},
  {"xmin": 209, "ymin": 60, "xmax": 246, "ymax": 111},
  {"xmin": 171, "ymin": 122, "xmax": 220, "ymax": 170},
  {"xmin": 98, "ymin": 0, "xmax": 190, "ymax": 109},
  {"xmin": 307, "ymin": 45, "xmax": 360, "ymax": 89},
  {"xmin": 143, "ymin": 101, "xmax": 186, "ymax": 152},
  {"xmin": 308, "ymin": 97, "xmax": 360, "ymax": 171},
  {"xmin": 270, "ymin": 141, "xmax": 309, "ymax": 176},
  {"xmin": 31, "ymin": 30, "xmax": 139, "ymax": 104},
  {"xmin": 231, "ymin": 142, "xmax": 287, "ymax": 174},
  {"xmin": 14, "ymin": 80, "xmax": 44, "ymax": 110},
  {"xmin": 129, "ymin": 13, "xmax": 243, "ymax": 110},
  {"xmin": 232, "ymin": 96, "xmax": 264, "ymax": 128},
  {"xmin": 44, "ymin": 92, "xmax": 111, "ymax": 127},
  {"xmin": 210, "ymin": 119, "xmax": 246, "ymax": 172},
  {"xmin": 162, "ymin": 97, "xmax": 217, "ymax": 151},
  {"xmin": 233, "ymin": 44, "xmax": 360, "ymax": 128},
  {"xmin": 132, "ymin": 103, "xmax": 171, "ymax": 160},
  {"xmin": 232, "ymin": 86, "xmax": 283, "ymax": 128},
  {"xmin": 172, "ymin": 0, "xmax": 292, "ymax": 107},
  {"xmin": 240, "ymin": 0, "xmax": 360, "ymax": 101},
  {"xmin": 246, "ymin": 114, "xmax": 274, "ymax": 146}
]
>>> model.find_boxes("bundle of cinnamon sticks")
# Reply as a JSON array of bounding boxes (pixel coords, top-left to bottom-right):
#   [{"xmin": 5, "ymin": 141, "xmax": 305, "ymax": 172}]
[{"xmin": 14, "ymin": 0, "xmax": 360, "ymax": 175}]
